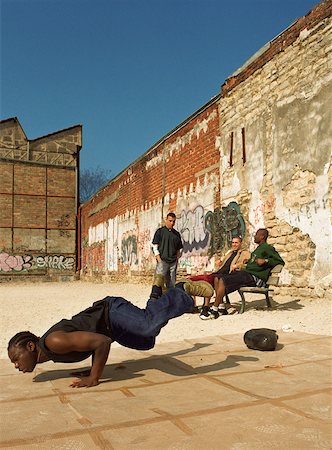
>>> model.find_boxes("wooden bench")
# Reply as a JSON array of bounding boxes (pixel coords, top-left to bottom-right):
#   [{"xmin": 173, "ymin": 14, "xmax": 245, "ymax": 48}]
[{"xmin": 226, "ymin": 264, "xmax": 284, "ymax": 314}]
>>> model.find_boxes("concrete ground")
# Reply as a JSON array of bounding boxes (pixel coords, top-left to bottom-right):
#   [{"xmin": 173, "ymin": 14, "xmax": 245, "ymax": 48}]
[{"xmin": 0, "ymin": 331, "xmax": 331, "ymax": 449}]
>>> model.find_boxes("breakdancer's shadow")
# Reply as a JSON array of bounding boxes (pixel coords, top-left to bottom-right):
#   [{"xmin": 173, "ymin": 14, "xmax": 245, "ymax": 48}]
[{"xmin": 33, "ymin": 342, "xmax": 259, "ymax": 384}]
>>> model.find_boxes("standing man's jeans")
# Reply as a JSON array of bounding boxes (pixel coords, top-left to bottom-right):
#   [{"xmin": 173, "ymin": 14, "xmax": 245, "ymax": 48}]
[
  {"xmin": 155, "ymin": 259, "xmax": 178, "ymax": 288},
  {"xmin": 107, "ymin": 288, "xmax": 194, "ymax": 350}
]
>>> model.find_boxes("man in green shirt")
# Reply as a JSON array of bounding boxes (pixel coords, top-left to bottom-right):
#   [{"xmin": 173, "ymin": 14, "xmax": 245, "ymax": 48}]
[{"xmin": 207, "ymin": 228, "xmax": 284, "ymax": 319}]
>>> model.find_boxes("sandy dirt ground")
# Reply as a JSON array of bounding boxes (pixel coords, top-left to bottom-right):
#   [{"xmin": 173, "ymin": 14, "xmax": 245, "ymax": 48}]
[{"xmin": 1, "ymin": 280, "xmax": 331, "ymax": 359}]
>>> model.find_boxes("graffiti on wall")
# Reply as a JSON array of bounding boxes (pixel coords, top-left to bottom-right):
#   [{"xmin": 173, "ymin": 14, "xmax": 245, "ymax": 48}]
[
  {"xmin": 249, "ymin": 195, "xmax": 276, "ymax": 234},
  {"xmin": 121, "ymin": 232, "xmax": 138, "ymax": 267},
  {"xmin": 176, "ymin": 201, "xmax": 245, "ymax": 262},
  {"xmin": 36, "ymin": 255, "xmax": 75, "ymax": 270},
  {"xmin": 178, "ymin": 255, "xmax": 210, "ymax": 271},
  {"xmin": 137, "ymin": 229, "xmax": 152, "ymax": 266},
  {"xmin": 0, "ymin": 253, "xmax": 32, "ymax": 272},
  {"xmin": 85, "ymin": 245, "xmax": 105, "ymax": 273},
  {"xmin": 205, "ymin": 201, "xmax": 245, "ymax": 256},
  {"xmin": 0, "ymin": 252, "xmax": 75, "ymax": 272},
  {"xmin": 177, "ymin": 205, "xmax": 210, "ymax": 253},
  {"xmin": 81, "ymin": 202, "xmax": 246, "ymax": 273},
  {"xmin": 254, "ymin": 196, "xmax": 276, "ymax": 224}
]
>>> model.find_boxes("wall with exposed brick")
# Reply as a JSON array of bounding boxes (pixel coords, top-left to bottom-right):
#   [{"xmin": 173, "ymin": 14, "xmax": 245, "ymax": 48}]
[
  {"xmin": 217, "ymin": 0, "xmax": 331, "ymax": 298},
  {"xmin": 80, "ymin": 1, "xmax": 331, "ymax": 299},
  {"xmin": 0, "ymin": 118, "xmax": 82, "ymax": 280},
  {"xmin": 81, "ymin": 99, "xmax": 222, "ymax": 278}
]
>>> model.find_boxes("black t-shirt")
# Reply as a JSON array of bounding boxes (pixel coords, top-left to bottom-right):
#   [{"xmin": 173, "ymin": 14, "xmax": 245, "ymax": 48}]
[
  {"xmin": 39, "ymin": 298, "xmax": 111, "ymax": 363},
  {"xmin": 213, "ymin": 251, "xmax": 238, "ymax": 275},
  {"xmin": 152, "ymin": 226, "xmax": 183, "ymax": 263}
]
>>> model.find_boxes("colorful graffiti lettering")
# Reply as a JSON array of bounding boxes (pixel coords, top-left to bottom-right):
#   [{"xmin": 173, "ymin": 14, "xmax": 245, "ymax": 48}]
[
  {"xmin": 177, "ymin": 205, "xmax": 210, "ymax": 253},
  {"xmin": 178, "ymin": 255, "xmax": 210, "ymax": 271},
  {"xmin": 121, "ymin": 234, "xmax": 138, "ymax": 267},
  {"xmin": 0, "ymin": 253, "xmax": 32, "ymax": 272},
  {"xmin": 84, "ymin": 244, "xmax": 105, "ymax": 273},
  {"xmin": 36, "ymin": 255, "xmax": 75, "ymax": 270},
  {"xmin": 206, "ymin": 201, "xmax": 245, "ymax": 256},
  {"xmin": 137, "ymin": 229, "xmax": 152, "ymax": 259},
  {"xmin": 252, "ymin": 196, "xmax": 276, "ymax": 227}
]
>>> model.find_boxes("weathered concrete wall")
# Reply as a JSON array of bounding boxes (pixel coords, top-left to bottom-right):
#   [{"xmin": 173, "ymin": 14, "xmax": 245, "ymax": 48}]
[
  {"xmin": 218, "ymin": 2, "xmax": 331, "ymax": 297},
  {"xmin": 0, "ymin": 118, "xmax": 82, "ymax": 281},
  {"xmin": 81, "ymin": 1, "xmax": 331, "ymax": 298}
]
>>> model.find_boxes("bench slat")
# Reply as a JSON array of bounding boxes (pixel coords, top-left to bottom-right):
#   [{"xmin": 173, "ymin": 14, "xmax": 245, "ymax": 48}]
[{"xmin": 236, "ymin": 264, "xmax": 284, "ymax": 313}]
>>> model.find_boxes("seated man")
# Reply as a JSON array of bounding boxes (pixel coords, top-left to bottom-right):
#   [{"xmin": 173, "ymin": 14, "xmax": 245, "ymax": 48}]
[
  {"xmin": 213, "ymin": 235, "xmax": 250, "ymax": 276},
  {"xmin": 189, "ymin": 236, "xmax": 250, "ymax": 319},
  {"xmin": 207, "ymin": 228, "xmax": 285, "ymax": 319}
]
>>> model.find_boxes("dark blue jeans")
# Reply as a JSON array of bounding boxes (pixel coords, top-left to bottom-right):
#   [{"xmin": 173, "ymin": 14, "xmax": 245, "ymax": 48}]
[{"xmin": 107, "ymin": 288, "xmax": 194, "ymax": 350}]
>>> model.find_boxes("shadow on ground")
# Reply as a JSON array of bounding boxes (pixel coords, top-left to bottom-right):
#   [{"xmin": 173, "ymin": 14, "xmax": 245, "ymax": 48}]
[{"xmin": 33, "ymin": 341, "xmax": 261, "ymax": 383}]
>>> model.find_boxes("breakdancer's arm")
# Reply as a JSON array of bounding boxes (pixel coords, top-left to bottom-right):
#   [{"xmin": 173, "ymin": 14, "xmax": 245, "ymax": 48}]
[{"xmin": 45, "ymin": 331, "xmax": 112, "ymax": 388}]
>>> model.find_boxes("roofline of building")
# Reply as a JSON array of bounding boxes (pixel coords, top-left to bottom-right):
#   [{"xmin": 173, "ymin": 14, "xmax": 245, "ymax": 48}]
[
  {"xmin": 81, "ymin": 93, "xmax": 221, "ymax": 206},
  {"xmin": 0, "ymin": 117, "xmax": 82, "ymax": 145},
  {"xmin": 221, "ymin": 0, "xmax": 332, "ymax": 96},
  {"xmin": 30, "ymin": 124, "xmax": 83, "ymax": 142},
  {"xmin": 0, "ymin": 116, "xmax": 28, "ymax": 139}
]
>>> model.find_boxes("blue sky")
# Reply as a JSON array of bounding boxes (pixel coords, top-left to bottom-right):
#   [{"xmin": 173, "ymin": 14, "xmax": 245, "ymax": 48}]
[{"xmin": 1, "ymin": 0, "xmax": 319, "ymax": 176}]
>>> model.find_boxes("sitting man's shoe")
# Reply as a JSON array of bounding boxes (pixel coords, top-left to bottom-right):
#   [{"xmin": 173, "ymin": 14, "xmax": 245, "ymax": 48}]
[
  {"xmin": 199, "ymin": 306, "xmax": 211, "ymax": 320},
  {"xmin": 208, "ymin": 308, "xmax": 220, "ymax": 319},
  {"xmin": 181, "ymin": 280, "xmax": 214, "ymax": 299},
  {"xmin": 218, "ymin": 306, "xmax": 229, "ymax": 315}
]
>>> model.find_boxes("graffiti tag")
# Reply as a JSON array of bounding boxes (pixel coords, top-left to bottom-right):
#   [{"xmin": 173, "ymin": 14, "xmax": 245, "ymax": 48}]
[
  {"xmin": 121, "ymin": 234, "xmax": 138, "ymax": 267},
  {"xmin": 206, "ymin": 201, "xmax": 245, "ymax": 256},
  {"xmin": 177, "ymin": 205, "xmax": 210, "ymax": 253},
  {"xmin": 0, "ymin": 253, "xmax": 32, "ymax": 272},
  {"xmin": 36, "ymin": 255, "xmax": 75, "ymax": 270}
]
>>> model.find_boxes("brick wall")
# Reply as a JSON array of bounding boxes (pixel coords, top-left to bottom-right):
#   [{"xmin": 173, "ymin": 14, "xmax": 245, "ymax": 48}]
[
  {"xmin": 81, "ymin": 99, "xmax": 222, "ymax": 276},
  {"xmin": 0, "ymin": 118, "xmax": 82, "ymax": 280}
]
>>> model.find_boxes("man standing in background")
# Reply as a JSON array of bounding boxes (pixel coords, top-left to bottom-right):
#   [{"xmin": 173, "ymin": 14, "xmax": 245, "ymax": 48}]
[{"xmin": 151, "ymin": 212, "xmax": 183, "ymax": 290}]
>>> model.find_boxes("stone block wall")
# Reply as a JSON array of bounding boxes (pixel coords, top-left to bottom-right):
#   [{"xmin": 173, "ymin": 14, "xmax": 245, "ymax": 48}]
[
  {"xmin": 0, "ymin": 118, "xmax": 82, "ymax": 280},
  {"xmin": 217, "ymin": 1, "xmax": 332, "ymax": 297}
]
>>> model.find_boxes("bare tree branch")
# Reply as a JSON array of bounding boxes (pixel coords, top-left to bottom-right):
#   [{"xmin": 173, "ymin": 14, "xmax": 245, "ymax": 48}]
[{"xmin": 80, "ymin": 166, "xmax": 111, "ymax": 203}]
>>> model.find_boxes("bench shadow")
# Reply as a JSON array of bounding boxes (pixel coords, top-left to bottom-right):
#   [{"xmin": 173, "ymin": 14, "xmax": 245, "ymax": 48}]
[
  {"xmin": 33, "ymin": 341, "xmax": 260, "ymax": 384},
  {"xmin": 232, "ymin": 298, "xmax": 304, "ymax": 312}
]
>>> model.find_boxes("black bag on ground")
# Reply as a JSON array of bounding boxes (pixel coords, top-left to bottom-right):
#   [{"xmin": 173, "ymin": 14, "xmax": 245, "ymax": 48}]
[{"xmin": 244, "ymin": 328, "xmax": 278, "ymax": 351}]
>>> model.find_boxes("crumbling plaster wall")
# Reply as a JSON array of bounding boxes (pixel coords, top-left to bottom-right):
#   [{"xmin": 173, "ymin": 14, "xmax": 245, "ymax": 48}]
[{"xmin": 218, "ymin": 16, "xmax": 332, "ymax": 296}]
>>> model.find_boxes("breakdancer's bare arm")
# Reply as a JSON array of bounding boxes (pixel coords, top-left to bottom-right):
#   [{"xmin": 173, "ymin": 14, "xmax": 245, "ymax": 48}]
[{"xmin": 45, "ymin": 331, "xmax": 112, "ymax": 388}]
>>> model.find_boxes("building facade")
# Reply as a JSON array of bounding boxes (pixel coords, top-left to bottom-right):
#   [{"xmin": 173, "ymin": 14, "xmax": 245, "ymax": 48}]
[
  {"xmin": 80, "ymin": 1, "xmax": 332, "ymax": 299},
  {"xmin": 0, "ymin": 118, "xmax": 82, "ymax": 281}
]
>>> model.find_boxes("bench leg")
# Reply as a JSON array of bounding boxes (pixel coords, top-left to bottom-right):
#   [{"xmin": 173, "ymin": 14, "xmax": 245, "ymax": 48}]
[
  {"xmin": 238, "ymin": 290, "xmax": 246, "ymax": 314},
  {"xmin": 224, "ymin": 294, "xmax": 231, "ymax": 304},
  {"xmin": 265, "ymin": 293, "xmax": 272, "ymax": 308}
]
